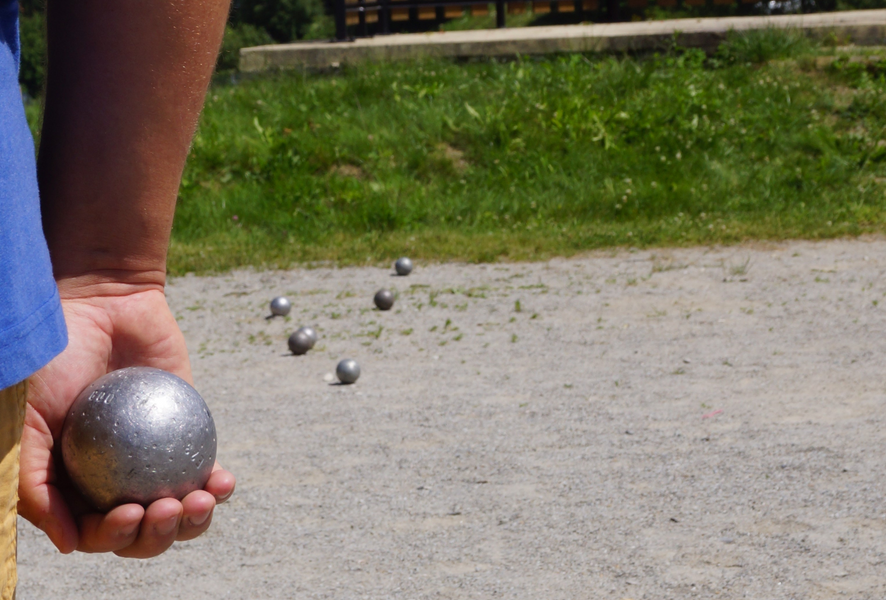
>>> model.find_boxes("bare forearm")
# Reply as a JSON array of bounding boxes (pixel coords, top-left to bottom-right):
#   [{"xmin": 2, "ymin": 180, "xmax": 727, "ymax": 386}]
[{"xmin": 38, "ymin": 0, "xmax": 229, "ymax": 290}]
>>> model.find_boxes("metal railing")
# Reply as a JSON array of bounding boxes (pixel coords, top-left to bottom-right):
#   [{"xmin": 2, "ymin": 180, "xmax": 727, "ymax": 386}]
[{"xmin": 333, "ymin": 0, "xmax": 621, "ymax": 41}]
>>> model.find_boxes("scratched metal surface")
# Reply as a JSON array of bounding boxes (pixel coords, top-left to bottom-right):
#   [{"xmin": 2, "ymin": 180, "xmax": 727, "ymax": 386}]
[{"xmin": 61, "ymin": 367, "xmax": 216, "ymax": 511}]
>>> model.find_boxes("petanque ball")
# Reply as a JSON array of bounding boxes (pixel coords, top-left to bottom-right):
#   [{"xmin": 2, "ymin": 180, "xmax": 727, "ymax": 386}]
[
  {"xmin": 374, "ymin": 289, "xmax": 395, "ymax": 311},
  {"xmin": 270, "ymin": 296, "xmax": 291, "ymax": 317},
  {"xmin": 336, "ymin": 359, "xmax": 361, "ymax": 384},
  {"xmin": 288, "ymin": 330, "xmax": 313, "ymax": 355},
  {"xmin": 296, "ymin": 326, "xmax": 318, "ymax": 346},
  {"xmin": 394, "ymin": 257, "xmax": 413, "ymax": 276},
  {"xmin": 61, "ymin": 367, "xmax": 216, "ymax": 512}
]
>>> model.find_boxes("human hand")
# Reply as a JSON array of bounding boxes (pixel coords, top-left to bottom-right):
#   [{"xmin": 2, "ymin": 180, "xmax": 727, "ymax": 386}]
[{"xmin": 18, "ymin": 279, "xmax": 235, "ymax": 558}]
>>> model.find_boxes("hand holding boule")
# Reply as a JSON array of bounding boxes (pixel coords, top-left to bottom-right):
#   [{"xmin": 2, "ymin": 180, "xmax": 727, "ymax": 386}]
[{"xmin": 19, "ymin": 286, "xmax": 235, "ymax": 558}]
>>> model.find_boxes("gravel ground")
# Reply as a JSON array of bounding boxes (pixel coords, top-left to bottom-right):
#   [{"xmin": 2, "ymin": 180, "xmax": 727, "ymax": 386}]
[{"xmin": 16, "ymin": 238, "xmax": 886, "ymax": 600}]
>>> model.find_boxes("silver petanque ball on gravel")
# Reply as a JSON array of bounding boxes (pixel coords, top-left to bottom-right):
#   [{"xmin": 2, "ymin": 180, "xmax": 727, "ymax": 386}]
[
  {"xmin": 394, "ymin": 257, "xmax": 413, "ymax": 276},
  {"xmin": 288, "ymin": 330, "xmax": 314, "ymax": 355},
  {"xmin": 296, "ymin": 325, "xmax": 318, "ymax": 346},
  {"xmin": 374, "ymin": 289, "xmax": 395, "ymax": 311},
  {"xmin": 336, "ymin": 359, "xmax": 361, "ymax": 384},
  {"xmin": 269, "ymin": 296, "xmax": 291, "ymax": 317},
  {"xmin": 61, "ymin": 367, "xmax": 217, "ymax": 512}
]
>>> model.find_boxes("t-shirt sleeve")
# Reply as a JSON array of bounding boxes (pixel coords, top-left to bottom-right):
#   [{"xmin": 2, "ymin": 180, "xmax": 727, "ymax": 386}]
[{"xmin": 0, "ymin": 0, "xmax": 68, "ymax": 389}]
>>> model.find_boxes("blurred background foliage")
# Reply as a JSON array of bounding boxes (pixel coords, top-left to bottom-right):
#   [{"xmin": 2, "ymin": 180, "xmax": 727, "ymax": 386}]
[
  {"xmin": 15, "ymin": 0, "xmax": 335, "ymax": 96},
  {"xmin": 18, "ymin": 0, "xmax": 45, "ymax": 99},
  {"xmin": 15, "ymin": 0, "xmax": 886, "ymax": 96}
]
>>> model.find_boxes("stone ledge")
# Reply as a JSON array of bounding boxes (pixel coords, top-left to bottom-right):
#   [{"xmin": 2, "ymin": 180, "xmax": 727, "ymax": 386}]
[{"xmin": 240, "ymin": 9, "xmax": 886, "ymax": 72}]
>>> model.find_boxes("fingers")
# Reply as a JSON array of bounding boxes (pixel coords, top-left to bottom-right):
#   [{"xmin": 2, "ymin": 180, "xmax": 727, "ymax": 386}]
[
  {"xmin": 26, "ymin": 461, "xmax": 235, "ymax": 558},
  {"xmin": 176, "ymin": 490, "xmax": 215, "ymax": 541},
  {"xmin": 17, "ymin": 421, "xmax": 81, "ymax": 554},
  {"xmin": 113, "ymin": 498, "xmax": 183, "ymax": 559},
  {"xmin": 18, "ymin": 483, "xmax": 81, "ymax": 555},
  {"xmin": 174, "ymin": 465, "xmax": 235, "ymax": 541},
  {"xmin": 71, "ymin": 481, "xmax": 228, "ymax": 556},
  {"xmin": 174, "ymin": 466, "xmax": 235, "ymax": 542},
  {"xmin": 205, "ymin": 464, "xmax": 236, "ymax": 504},
  {"xmin": 75, "ymin": 504, "xmax": 145, "ymax": 553}
]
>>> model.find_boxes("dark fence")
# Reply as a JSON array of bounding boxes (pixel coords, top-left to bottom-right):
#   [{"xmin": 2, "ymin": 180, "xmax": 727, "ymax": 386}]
[
  {"xmin": 332, "ymin": 0, "xmax": 761, "ymax": 40},
  {"xmin": 334, "ymin": 0, "xmax": 616, "ymax": 40}
]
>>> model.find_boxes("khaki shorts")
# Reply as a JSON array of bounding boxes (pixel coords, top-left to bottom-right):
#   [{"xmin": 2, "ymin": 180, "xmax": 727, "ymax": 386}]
[{"xmin": 0, "ymin": 381, "xmax": 27, "ymax": 600}]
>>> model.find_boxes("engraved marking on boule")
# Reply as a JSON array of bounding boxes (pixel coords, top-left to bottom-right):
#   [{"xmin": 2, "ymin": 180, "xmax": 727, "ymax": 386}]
[{"xmin": 61, "ymin": 367, "xmax": 217, "ymax": 512}]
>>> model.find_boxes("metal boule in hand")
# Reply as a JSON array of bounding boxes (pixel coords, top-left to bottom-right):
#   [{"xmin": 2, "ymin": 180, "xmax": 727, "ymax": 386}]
[{"xmin": 61, "ymin": 367, "xmax": 217, "ymax": 512}]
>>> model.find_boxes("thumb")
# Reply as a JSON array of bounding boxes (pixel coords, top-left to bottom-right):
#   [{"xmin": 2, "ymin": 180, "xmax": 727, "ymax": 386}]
[{"xmin": 17, "ymin": 424, "xmax": 79, "ymax": 554}]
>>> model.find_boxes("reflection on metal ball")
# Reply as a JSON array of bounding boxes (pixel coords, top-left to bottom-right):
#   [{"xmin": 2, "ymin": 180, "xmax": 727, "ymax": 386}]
[
  {"xmin": 374, "ymin": 289, "xmax": 395, "ymax": 311},
  {"xmin": 296, "ymin": 326, "xmax": 318, "ymax": 346},
  {"xmin": 336, "ymin": 359, "xmax": 361, "ymax": 384},
  {"xmin": 270, "ymin": 296, "xmax": 291, "ymax": 317},
  {"xmin": 288, "ymin": 330, "xmax": 313, "ymax": 355},
  {"xmin": 61, "ymin": 367, "xmax": 217, "ymax": 512},
  {"xmin": 395, "ymin": 257, "xmax": 413, "ymax": 276}
]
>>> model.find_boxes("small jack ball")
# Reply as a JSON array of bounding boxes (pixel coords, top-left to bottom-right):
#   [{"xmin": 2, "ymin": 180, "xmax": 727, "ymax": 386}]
[
  {"xmin": 296, "ymin": 326, "xmax": 318, "ymax": 346},
  {"xmin": 394, "ymin": 257, "xmax": 413, "ymax": 276},
  {"xmin": 288, "ymin": 331, "xmax": 313, "ymax": 355},
  {"xmin": 374, "ymin": 289, "xmax": 395, "ymax": 311},
  {"xmin": 336, "ymin": 359, "xmax": 361, "ymax": 384},
  {"xmin": 270, "ymin": 296, "xmax": 291, "ymax": 317}
]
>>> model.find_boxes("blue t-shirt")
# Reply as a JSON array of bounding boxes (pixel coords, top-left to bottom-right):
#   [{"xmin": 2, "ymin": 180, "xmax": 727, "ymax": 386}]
[{"xmin": 0, "ymin": 0, "xmax": 67, "ymax": 389}]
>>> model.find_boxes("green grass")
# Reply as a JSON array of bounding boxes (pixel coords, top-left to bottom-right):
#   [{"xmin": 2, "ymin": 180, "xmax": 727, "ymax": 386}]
[
  {"xmin": 438, "ymin": 10, "xmax": 538, "ymax": 31},
  {"xmin": 46, "ymin": 29, "xmax": 886, "ymax": 273}
]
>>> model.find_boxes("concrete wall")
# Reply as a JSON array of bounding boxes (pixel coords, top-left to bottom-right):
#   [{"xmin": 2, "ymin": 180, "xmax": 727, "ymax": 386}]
[{"xmin": 240, "ymin": 9, "xmax": 886, "ymax": 72}]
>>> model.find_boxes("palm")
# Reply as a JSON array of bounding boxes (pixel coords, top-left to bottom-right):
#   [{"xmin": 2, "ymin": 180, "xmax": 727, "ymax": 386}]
[{"xmin": 18, "ymin": 288, "xmax": 235, "ymax": 558}]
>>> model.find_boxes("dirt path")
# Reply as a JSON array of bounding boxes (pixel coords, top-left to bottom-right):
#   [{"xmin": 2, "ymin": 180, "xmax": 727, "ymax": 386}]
[{"xmin": 17, "ymin": 238, "xmax": 886, "ymax": 599}]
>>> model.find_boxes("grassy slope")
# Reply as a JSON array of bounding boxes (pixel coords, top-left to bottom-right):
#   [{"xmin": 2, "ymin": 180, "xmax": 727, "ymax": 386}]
[{"xmin": 167, "ymin": 30, "xmax": 886, "ymax": 273}]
